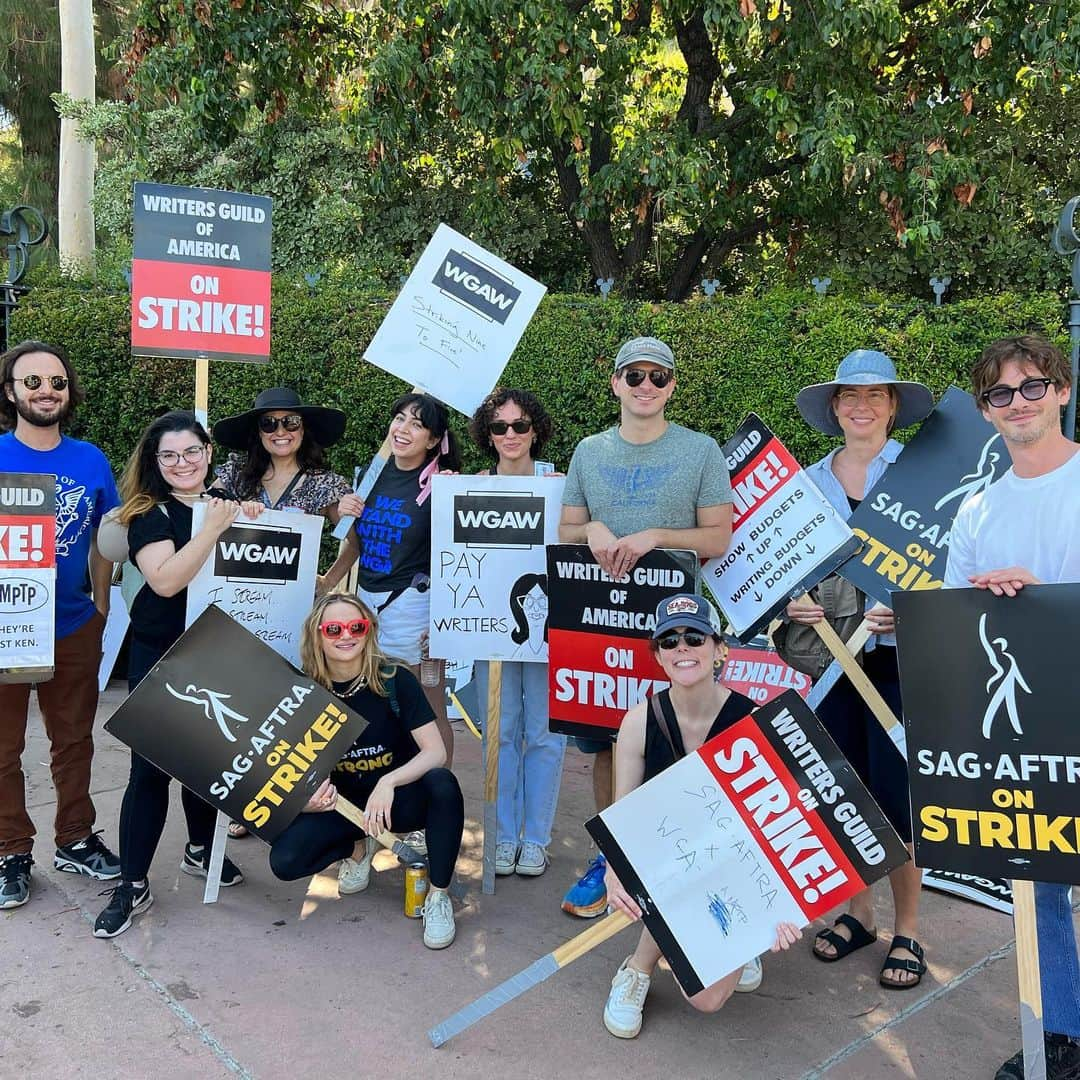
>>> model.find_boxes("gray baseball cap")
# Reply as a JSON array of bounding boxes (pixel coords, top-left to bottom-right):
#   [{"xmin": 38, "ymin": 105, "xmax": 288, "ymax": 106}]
[{"xmin": 613, "ymin": 336, "xmax": 675, "ymax": 372}]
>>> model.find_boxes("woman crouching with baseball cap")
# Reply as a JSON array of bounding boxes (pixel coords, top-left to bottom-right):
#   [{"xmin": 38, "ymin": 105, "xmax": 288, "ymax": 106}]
[{"xmin": 601, "ymin": 594, "xmax": 801, "ymax": 1039}]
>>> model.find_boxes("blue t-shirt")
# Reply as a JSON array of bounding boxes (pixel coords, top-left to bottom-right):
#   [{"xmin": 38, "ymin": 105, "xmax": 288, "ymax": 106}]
[{"xmin": 0, "ymin": 433, "xmax": 120, "ymax": 638}]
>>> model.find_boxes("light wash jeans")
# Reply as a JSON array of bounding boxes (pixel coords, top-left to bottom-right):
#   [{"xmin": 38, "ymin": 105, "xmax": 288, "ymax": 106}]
[
  {"xmin": 1036, "ymin": 882, "xmax": 1080, "ymax": 1036},
  {"xmin": 474, "ymin": 660, "xmax": 566, "ymax": 847}
]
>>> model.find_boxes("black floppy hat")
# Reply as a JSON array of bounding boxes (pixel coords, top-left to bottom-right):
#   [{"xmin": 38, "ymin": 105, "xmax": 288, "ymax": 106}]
[{"xmin": 212, "ymin": 387, "xmax": 347, "ymax": 450}]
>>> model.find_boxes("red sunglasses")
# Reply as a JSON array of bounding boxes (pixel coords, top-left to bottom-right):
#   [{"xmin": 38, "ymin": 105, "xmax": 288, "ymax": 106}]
[{"xmin": 318, "ymin": 618, "xmax": 371, "ymax": 639}]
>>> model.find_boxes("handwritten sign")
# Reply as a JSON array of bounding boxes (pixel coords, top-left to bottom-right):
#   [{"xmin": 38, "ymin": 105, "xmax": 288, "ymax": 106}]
[
  {"xmin": 364, "ymin": 224, "xmax": 546, "ymax": 416},
  {"xmin": 588, "ymin": 691, "xmax": 908, "ymax": 994},
  {"xmin": 429, "ymin": 475, "xmax": 563, "ymax": 663},
  {"xmin": 186, "ymin": 506, "xmax": 322, "ymax": 668},
  {"xmin": 703, "ymin": 415, "xmax": 859, "ymax": 641}
]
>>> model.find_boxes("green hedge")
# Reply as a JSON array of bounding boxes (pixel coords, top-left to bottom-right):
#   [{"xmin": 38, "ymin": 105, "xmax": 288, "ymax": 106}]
[{"xmin": 10, "ymin": 282, "xmax": 1067, "ymax": 479}]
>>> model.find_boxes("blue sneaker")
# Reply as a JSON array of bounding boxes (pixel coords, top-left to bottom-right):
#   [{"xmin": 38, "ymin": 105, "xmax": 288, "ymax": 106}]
[{"xmin": 561, "ymin": 853, "xmax": 607, "ymax": 918}]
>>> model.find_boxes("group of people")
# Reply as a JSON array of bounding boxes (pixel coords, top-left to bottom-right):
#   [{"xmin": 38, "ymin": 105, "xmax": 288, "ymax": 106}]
[{"xmin": 1, "ymin": 329, "xmax": 1077, "ymax": 1076}]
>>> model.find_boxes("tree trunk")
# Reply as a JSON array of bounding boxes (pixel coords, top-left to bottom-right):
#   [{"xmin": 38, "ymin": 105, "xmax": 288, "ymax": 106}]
[{"xmin": 58, "ymin": 0, "xmax": 96, "ymax": 275}]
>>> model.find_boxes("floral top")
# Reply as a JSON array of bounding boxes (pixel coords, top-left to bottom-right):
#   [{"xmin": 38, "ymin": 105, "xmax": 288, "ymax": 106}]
[{"xmin": 215, "ymin": 456, "xmax": 351, "ymax": 516}]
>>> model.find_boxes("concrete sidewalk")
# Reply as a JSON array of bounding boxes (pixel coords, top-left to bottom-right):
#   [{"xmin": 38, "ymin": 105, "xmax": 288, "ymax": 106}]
[{"xmin": 3, "ymin": 686, "xmax": 1073, "ymax": 1079}]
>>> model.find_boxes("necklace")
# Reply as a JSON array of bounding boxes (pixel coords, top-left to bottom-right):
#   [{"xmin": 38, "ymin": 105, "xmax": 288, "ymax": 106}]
[{"xmin": 334, "ymin": 672, "xmax": 368, "ymax": 697}]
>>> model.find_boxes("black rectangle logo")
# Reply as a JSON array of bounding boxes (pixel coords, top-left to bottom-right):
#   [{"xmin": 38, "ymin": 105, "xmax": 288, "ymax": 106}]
[
  {"xmin": 452, "ymin": 494, "xmax": 544, "ymax": 546},
  {"xmin": 214, "ymin": 525, "xmax": 302, "ymax": 583},
  {"xmin": 433, "ymin": 249, "xmax": 521, "ymax": 324}
]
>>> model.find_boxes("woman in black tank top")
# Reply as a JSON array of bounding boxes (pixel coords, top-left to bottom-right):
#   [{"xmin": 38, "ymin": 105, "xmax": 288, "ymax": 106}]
[{"xmin": 601, "ymin": 593, "xmax": 802, "ymax": 1040}]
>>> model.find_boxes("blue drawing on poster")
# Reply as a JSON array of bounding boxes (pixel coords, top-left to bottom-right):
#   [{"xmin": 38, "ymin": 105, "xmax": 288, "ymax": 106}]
[{"xmin": 707, "ymin": 891, "xmax": 732, "ymax": 935}]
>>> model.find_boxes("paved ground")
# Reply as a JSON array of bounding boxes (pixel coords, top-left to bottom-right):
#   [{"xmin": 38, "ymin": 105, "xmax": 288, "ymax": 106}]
[{"xmin": 3, "ymin": 684, "xmax": 1076, "ymax": 1079}]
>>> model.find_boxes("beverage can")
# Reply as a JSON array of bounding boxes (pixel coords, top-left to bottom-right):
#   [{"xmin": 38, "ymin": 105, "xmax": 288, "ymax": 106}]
[{"xmin": 404, "ymin": 862, "xmax": 429, "ymax": 917}]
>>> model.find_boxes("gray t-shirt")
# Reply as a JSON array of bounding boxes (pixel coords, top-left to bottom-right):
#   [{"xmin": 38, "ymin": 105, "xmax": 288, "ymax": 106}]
[{"xmin": 561, "ymin": 422, "xmax": 732, "ymax": 537}]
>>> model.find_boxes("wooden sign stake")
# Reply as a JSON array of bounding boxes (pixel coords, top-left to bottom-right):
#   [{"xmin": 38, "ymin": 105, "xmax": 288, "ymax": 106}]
[
  {"xmin": 482, "ymin": 661, "xmax": 502, "ymax": 895},
  {"xmin": 1012, "ymin": 879, "xmax": 1047, "ymax": 1080}
]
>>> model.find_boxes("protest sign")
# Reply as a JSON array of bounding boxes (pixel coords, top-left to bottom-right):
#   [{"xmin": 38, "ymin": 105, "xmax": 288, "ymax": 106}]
[
  {"xmin": 546, "ymin": 545, "xmax": 697, "ymax": 740},
  {"xmin": 131, "ymin": 182, "xmax": 272, "ymax": 364},
  {"xmin": 429, "ymin": 475, "xmax": 563, "ymax": 663},
  {"xmin": 894, "ymin": 583, "xmax": 1080, "ymax": 884},
  {"xmin": 105, "ymin": 606, "xmax": 366, "ymax": 843},
  {"xmin": 721, "ymin": 640, "xmax": 811, "ymax": 706},
  {"xmin": 363, "ymin": 224, "xmax": 546, "ymax": 416},
  {"xmin": 841, "ymin": 387, "xmax": 1009, "ymax": 606},
  {"xmin": 186, "ymin": 505, "xmax": 322, "ymax": 669},
  {"xmin": 702, "ymin": 415, "xmax": 860, "ymax": 641},
  {"xmin": 587, "ymin": 691, "xmax": 908, "ymax": 994},
  {"xmin": 921, "ymin": 868, "xmax": 1013, "ymax": 915},
  {"xmin": 0, "ymin": 472, "xmax": 56, "ymax": 682}
]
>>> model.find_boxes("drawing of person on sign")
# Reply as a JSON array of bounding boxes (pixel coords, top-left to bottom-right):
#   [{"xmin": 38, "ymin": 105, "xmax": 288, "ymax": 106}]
[
  {"xmin": 509, "ymin": 572, "xmax": 548, "ymax": 661},
  {"xmin": 977, "ymin": 612, "xmax": 1030, "ymax": 739}
]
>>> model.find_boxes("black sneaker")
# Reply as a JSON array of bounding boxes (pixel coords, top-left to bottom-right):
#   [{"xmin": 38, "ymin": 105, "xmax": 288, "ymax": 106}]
[
  {"xmin": 0, "ymin": 853, "xmax": 32, "ymax": 909},
  {"xmin": 180, "ymin": 843, "xmax": 244, "ymax": 886},
  {"xmin": 996, "ymin": 1033, "xmax": 1080, "ymax": 1080},
  {"xmin": 93, "ymin": 881, "xmax": 153, "ymax": 938},
  {"xmin": 54, "ymin": 831, "xmax": 121, "ymax": 880}
]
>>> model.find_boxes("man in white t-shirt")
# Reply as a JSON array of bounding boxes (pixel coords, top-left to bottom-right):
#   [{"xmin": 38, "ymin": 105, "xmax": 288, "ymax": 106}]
[{"xmin": 944, "ymin": 335, "xmax": 1080, "ymax": 1080}]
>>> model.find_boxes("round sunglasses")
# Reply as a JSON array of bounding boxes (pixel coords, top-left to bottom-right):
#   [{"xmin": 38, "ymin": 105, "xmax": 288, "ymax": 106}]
[
  {"xmin": 319, "ymin": 618, "xmax": 371, "ymax": 639},
  {"xmin": 621, "ymin": 368, "xmax": 673, "ymax": 388},
  {"xmin": 13, "ymin": 374, "xmax": 69, "ymax": 391},
  {"xmin": 657, "ymin": 630, "xmax": 709, "ymax": 650},
  {"xmin": 489, "ymin": 419, "xmax": 533, "ymax": 436},
  {"xmin": 259, "ymin": 413, "xmax": 304, "ymax": 433},
  {"xmin": 981, "ymin": 377, "xmax": 1053, "ymax": 409}
]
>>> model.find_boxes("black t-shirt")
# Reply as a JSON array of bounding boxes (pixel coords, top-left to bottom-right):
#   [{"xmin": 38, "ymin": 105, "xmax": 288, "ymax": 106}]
[
  {"xmin": 354, "ymin": 459, "xmax": 432, "ymax": 592},
  {"xmin": 330, "ymin": 666, "xmax": 436, "ymax": 802},
  {"xmin": 127, "ymin": 498, "xmax": 194, "ymax": 647},
  {"xmin": 643, "ymin": 688, "xmax": 757, "ymax": 782}
]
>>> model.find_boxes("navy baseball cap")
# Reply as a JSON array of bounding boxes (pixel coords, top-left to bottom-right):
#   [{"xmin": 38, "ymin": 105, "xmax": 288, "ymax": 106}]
[{"xmin": 652, "ymin": 593, "xmax": 720, "ymax": 639}]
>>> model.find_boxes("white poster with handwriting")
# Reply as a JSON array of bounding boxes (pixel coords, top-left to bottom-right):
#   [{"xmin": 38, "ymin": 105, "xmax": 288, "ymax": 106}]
[
  {"xmin": 186, "ymin": 506, "xmax": 322, "ymax": 668},
  {"xmin": 364, "ymin": 224, "xmax": 546, "ymax": 416}
]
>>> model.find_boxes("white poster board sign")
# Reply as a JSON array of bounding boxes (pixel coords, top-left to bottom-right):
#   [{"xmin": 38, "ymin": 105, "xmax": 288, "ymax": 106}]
[
  {"xmin": 364, "ymin": 224, "xmax": 547, "ymax": 416},
  {"xmin": 703, "ymin": 415, "xmax": 860, "ymax": 641},
  {"xmin": 186, "ymin": 506, "xmax": 322, "ymax": 668},
  {"xmin": 429, "ymin": 475, "xmax": 563, "ymax": 663},
  {"xmin": 98, "ymin": 584, "xmax": 130, "ymax": 691}
]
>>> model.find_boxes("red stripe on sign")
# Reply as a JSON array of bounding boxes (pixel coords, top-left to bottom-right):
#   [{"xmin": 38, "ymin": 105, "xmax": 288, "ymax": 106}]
[
  {"xmin": 730, "ymin": 437, "xmax": 801, "ymax": 528},
  {"xmin": 0, "ymin": 515, "xmax": 56, "ymax": 568},
  {"xmin": 131, "ymin": 259, "xmax": 271, "ymax": 358},
  {"xmin": 721, "ymin": 647, "xmax": 811, "ymax": 706},
  {"xmin": 548, "ymin": 628, "xmax": 669, "ymax": 735},
  {"xmin": 699, "ymin": 715, "xmax": 867, "ymax": 921}
]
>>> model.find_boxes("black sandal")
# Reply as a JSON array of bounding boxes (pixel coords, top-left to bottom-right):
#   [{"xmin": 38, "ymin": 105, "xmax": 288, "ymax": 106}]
[
  {"xmin": 879, "ymin": 934, "xmax": 927, "ymax": 989},
  {"xmin": 812, "ymin": 913, "xmax": 877, "ymax": 963}
]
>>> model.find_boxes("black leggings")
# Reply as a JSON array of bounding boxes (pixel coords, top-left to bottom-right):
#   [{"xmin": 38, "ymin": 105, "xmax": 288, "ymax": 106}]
[{"xmin": 269, "ymin": 768, "xmax": 464, "ymax": 889}]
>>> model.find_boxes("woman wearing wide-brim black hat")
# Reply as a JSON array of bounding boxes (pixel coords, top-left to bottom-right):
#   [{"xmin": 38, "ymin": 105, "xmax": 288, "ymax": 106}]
[{"xmin": 212, "ymin": 387, "xmax": 354, "ymax": 837}]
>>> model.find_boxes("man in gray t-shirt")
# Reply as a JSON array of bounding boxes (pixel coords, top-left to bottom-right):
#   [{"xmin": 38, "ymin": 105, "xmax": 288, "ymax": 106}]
[{"xmin": 557, "ymin": 335, "xmax": 733, "ymax": 918}]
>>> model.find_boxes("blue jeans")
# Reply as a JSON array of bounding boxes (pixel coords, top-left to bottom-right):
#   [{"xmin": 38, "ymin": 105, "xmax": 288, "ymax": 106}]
[
  {"xmin": 1036, "ymin": 882, "xmax": 1080, "ymax": 1037},
  {"xmin": 474, "ymin": 660, "xmax": 566, "ymax": 847}
]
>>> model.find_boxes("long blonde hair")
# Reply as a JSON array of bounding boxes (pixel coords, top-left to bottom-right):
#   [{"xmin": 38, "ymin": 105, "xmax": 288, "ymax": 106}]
[{"xmin": 300, "ymin": 593, "xmax": 394, "ymax": 696}]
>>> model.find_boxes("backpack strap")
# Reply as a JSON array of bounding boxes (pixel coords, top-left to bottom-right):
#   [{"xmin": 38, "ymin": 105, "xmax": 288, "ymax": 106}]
[{"xmin": 384, "ymin": 666, "xmax": 400, "ymax": 718}]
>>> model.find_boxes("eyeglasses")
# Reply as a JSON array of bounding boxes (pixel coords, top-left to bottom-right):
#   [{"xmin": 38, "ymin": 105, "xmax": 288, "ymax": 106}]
[
  {"xmin": 836, "ymin": 388, "xmax": 891, "ymax": 408},
  {"xmin": 319, "ymin": 618, "xmax": 370, "ymax": 639},
  {"xmin": 489, "ymin": 419, "xmax": 533, "ymax": 436},
  {"xmin": 156, "ymin": 445, "xmax": 207, "ymax": 467},
  {"xmin": 13, "ymin": 374, "xmax": 69, "ymax": 392},
  {"xmin": 516, "ymin": 594, "xmax": 548, "ymax": 613},
  {"xmin": 258, "ymin": 414, "xmax": 304, "ymax": 434},
  {"xmin": 981, "ymin": 378, "xmax": 1053, "ymax": 409},
  {"xmin": 621, "ymin": 369, "xmax": 673, "ymax": 388},
  {"xmin": 657, "ymin": 630, "xmax": 709, "ymax": 650}
]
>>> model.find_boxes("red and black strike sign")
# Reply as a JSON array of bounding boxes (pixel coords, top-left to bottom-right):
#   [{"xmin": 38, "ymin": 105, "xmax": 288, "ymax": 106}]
[
  {"xmin": 546, "ymin": 544, "xmax": 697, "ymax": 740},
  {"xmin": 131, "ymin": 182, "xmax": 272, "ymax": 364},
  {"xmin": 721, "ymin": 642, "xmax": 811, "ymax": 707}
]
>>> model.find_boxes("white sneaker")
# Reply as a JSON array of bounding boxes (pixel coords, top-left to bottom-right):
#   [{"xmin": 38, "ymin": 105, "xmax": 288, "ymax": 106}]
[
  {"xmin": 603, "ymin": 958, "xmax": 651, "ymax": 1038},
  {"xmin": 402, "ymin": 830, "xmax": 427, "ymax": 857},
  {"xmin": 338, "ymin": 837, "xmax": 377, "ymax": 895},
  {"xmin": 515, "ymin": 842, "xmax": 548, "ymax": 877},
  {"xmin": 494, "ymin": 842, "xmax": 518, "ymax": 876},
  {"xmin": 735, "ymin": 955, "xmax": 762, "ymax": 993},
  {"xmin": 422, "ymin": 889, "xmax": 456, "ymax": 949}
]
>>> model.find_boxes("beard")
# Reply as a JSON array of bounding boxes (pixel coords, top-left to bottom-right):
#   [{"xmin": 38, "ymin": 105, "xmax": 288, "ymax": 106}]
[
  {"xmin": 14, "ymin": 394, "xmax": 71, "ymax": 428},
  {"xmin": 1000, "ymin": 408, "xmax": 1059, "ymax": 446}
]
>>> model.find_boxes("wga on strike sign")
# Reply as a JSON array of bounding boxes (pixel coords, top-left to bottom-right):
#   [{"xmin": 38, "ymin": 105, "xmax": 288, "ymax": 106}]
[
  {"xmin": 588, "ymin": 692, "xmax": 907, "ymax": 994},
  {"xmin": 722, "ymin": 642, "xmax": 810, "ymax": 706},
  {"xmin": 547, "ymin": 545, "xmax": 696, "ymax": 740}
]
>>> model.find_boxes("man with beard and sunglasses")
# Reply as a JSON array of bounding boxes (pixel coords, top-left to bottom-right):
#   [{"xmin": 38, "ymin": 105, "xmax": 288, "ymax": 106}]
[
  {"xmin": 0, "ymin": 340, "xmax": 121, "ymax": 910},
  {"xmin": 558, "ymin": 337, "xmax": 733, "ymax": 919}
]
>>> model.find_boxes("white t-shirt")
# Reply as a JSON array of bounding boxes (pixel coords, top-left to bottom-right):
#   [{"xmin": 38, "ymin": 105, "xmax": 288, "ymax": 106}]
[{"xmin": 944, "ymin": 448, "xmax": 1080, "ymax": 587}]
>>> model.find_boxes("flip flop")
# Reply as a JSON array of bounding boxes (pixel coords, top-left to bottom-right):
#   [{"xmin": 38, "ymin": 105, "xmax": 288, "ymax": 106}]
[
  {"xmin": 227, "ymin": 821, "xmax": 249, "ymax": 839},
  {"xmin": 812, "ymin": 913, "xmax": 877, "ymax": 962},
  {"xmin": 879, "ymin": 934, "xmax": 926, "ymax": 989}
]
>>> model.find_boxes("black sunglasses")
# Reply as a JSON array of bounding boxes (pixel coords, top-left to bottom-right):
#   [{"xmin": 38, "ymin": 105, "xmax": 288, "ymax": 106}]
[
  {"xmin": 622, "ymin": 368, "xmax": 673, "ymax": 388},
  {"xmin": 14, "ymin": 374, "xmax": 69, "ymax": 391},
  {"xmin": 657, "ymin": 630, "xmax": 708, "ymax": 650},
  {"xmin": 258, "ymin": 413, "xmax": 304, "ymax": 433},
  {"xmin": 981, "ymin": 377, "xmax": 1053, "ymax": 409},
  {"xmin": 489, "ymin": 419, "xmax": 533, "ymax": 436}
]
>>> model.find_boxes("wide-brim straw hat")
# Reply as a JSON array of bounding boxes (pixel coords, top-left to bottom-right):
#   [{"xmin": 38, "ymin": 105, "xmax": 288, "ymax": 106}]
[
  {"xmin": 213, "ymin": 387, "xmax": 347, "ymax": 450},
  {"xmin": 796, "ymin": 349, "xmax": 934, "ymax": 436}
]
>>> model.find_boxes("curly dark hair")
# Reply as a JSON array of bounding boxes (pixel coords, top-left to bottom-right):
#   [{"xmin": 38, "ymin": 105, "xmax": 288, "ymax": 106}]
[
  {"xmin": 390, "ymin": 392, "xmax": 462, "ymax": 471},
  {"xmin": 231, "ymin": 426, "xmax": 329, "ymax": 500},
  {"xmin": 468, "ymin": 387, "xmax": 553, "ymax": 462},
  {"xmin": 0, "ymin": 340, "xmax": 85, "ymax": 431},
  {"xmin": 971, "ymin": 335, "xmax": 1072, "ymax": 402}
]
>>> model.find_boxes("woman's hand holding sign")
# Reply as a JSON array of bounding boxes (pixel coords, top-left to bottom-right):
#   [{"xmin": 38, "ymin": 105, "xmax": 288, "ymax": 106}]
[
  {"xmin": 604, "ymin": 864, "xmax": 643, "ymax": 921},
  {"xmin": 304, "ymin": 778, "xmax": 338, "ymax": 813}
]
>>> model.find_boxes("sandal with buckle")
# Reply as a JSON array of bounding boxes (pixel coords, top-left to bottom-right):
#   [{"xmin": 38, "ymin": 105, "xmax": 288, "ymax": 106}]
[
  {"xmin": 812, "ymin": 913, "xmax": 877, "ymax": 963},
  {"xmin": 879, "ymin": 934, "xmax": 926, "ymax": 989}
]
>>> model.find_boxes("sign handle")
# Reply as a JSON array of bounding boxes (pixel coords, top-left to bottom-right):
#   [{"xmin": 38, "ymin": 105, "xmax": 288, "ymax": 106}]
[
  {"xmin": 194, "ymin": 356, "xmax": 210, "ymax": 430},
  {"xmin": 482, "ymin": 661, "xmax": 502, "ymax": 895},
  {"xmin": 1013, "ymin": 879, "xmax": 1047, "ymax": 1080},
  {"xmin": 428, "ymin": 910, "xmax": 632, "ymax": 1047},
  {"xmin": 202, "ymin": 812, "xmax": 230, "ymax": 904}
]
